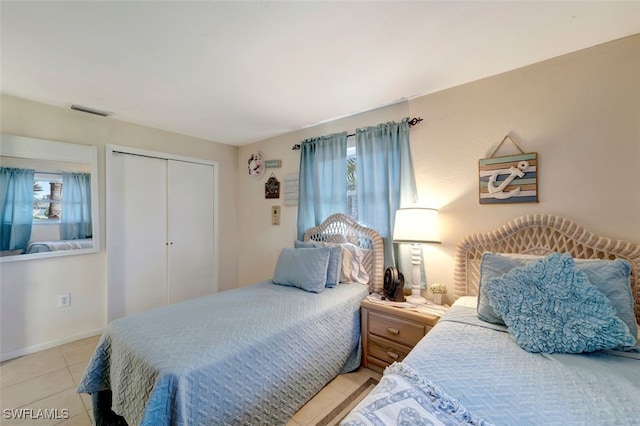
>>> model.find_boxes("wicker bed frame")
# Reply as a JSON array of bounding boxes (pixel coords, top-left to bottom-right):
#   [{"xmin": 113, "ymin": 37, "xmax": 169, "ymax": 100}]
[
  {"xmin": 304, "ymin": 213, "xmax": 383, "ymax": 293},
  {"xmin": 453, "ymin": 214, "xmax": 640, "ymax": 324}
]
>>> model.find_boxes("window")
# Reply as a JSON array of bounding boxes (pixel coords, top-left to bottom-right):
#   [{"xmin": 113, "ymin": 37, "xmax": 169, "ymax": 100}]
[
  {"xmin": 33, "ymin": 173, "xmax": 62, "ymax": 222},
  {"xmin": 346, "ymin": 139, "xmax": 357, "ymax": 219}
]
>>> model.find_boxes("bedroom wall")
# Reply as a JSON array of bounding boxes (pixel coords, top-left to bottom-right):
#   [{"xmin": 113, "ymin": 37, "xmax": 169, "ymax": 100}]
[
  {"xmin": 237, "ymin": 102, "xmax": 410, "ymax": 285},
  {"xmin": 237, "ymin": 34, "xmax": 640, "ymax": 303},
  {"xmin": 0, "ymin": 95, "xmax": 239, "ymax": 359}
]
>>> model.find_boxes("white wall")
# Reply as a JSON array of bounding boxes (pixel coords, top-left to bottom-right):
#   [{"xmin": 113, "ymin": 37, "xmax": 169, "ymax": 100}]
[
  {"xmin": 238, "ymin": 35, "xmax": 640, "ymax": 303},
  {"xmin": 0, "ymin": 95, "xmax": 239, "ymax": 359}
]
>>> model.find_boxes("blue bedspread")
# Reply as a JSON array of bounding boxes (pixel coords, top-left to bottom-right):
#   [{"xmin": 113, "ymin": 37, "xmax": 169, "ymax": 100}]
[
  {"xmin": 344, "ymin": 299, "xmax": 640, "ymax": 425},
  {"xmin": 78, "ymin": 281, "xmax": 368, "ymax": 425}
]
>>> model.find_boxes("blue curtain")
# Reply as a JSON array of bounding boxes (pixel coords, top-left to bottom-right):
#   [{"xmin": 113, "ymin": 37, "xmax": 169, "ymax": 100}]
[
  {"xmin": 355, "ymin": 117, "xmax": 417, "ymax": 268},
  {"xmin": 296, "ymin": 132, "xmax": 348, "ymax": 239},
  {"xmin": 0, "ymin": 167, "xmax": 35, "ymax": 251},
  {"xmin": 61, "ymin": 172, "xmax": 92, "ymax": 240}
]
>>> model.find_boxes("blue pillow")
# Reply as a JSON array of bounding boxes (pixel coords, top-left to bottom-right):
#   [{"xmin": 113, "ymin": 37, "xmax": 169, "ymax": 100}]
[
  {"xmin": 478, "ymin": 252, "xmax": 638, "ymax": 341},
  {"xmin": 483, "ymin": 253, "xmax": 637, "ymax": 353},
  {"xmin": 273, "ymin": 247, "xmax": 330, "ymax": 293},
  {"xmin": 294, "ymin": 240, "xmax": 342, "ymax": 287}
]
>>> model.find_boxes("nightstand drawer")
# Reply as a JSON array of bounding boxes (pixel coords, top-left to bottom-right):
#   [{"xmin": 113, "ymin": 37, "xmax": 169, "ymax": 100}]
[
  {"xmin": 369, "ymin": 311, "xmax": 426, "ymax": 346},
  {"xmin": 368, "ymin": 334, "xmax": 412, "ymax": 364}
]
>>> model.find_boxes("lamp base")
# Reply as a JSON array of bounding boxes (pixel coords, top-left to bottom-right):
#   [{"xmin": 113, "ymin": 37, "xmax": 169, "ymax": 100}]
[
  {"xmin": 406, "ymin": 294, "xmax": 427, "ymax": 305},
  {"xmin": 407, "ymin": 244, "xmax": 427, "ymax": 305}
]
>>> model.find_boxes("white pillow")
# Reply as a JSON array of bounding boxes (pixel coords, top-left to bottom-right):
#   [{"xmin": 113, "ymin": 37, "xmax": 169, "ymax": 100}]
[
  {"xmin": 305, "ymin": 240, "xmax": 369, "ymax": 285},
  {"xmin": 340, "ymin": 243, "xmax": 370, "ymax": 285}
]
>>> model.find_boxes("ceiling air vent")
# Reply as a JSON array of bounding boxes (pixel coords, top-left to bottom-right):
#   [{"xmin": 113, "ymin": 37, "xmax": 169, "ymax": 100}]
[{"xmin": 70, "ymin": 104, "xmax": 112, "ymax": 117}]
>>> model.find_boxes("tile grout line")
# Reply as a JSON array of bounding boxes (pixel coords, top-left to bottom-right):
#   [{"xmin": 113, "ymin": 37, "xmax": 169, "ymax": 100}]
[
  {"xmin": 63, "ymin": 346, "xmax": 94, "ymax": 417},
  {"xmin": 54, "ymin": 410, "xmax": 91, "ymax": 426},
  {"xmin": 0, "ymin": 349, "xmax": 66, "ymax": 390},
  {"xmin": 1, "ymin": 346, "xmax": 87, "ymax": 415}
]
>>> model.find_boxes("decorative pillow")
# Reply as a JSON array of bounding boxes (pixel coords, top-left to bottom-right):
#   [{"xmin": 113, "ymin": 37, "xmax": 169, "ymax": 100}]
[
  {"xmin": 294, "ymin": 240, "xmax": 342, "ymax": 287},
  {"xmin": 272, "ymin": 247, "xmax": 330, "ymax": 293},
  {"xmin": 340, "ymin": 243, "xmax": 370, "ymax": 285},
  {"xmin": 483, "ymin": 253, "xmax": 637, "ymax": 353},
  {"xmin": 296, "ymin": 240, "xmax": 369, "ymax": 285},
  {"xmin": 339, "ymin": 243, "xmax": 353, "ymax": 282},
  {"xmin": 478, "ymin": 252, "xmax": 638, "ymax": 341}
]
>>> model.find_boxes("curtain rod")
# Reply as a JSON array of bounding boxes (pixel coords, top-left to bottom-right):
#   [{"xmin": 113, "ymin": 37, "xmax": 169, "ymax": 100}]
[{"xmin": 291, "ymin": 117, "xmax": 423, "ymax": 151}]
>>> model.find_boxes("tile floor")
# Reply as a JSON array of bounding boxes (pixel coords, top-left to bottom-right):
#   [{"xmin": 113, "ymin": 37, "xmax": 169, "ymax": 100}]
[{"xmin": 0, "ymin": 336, "xmax": 380, "ymax": 425}]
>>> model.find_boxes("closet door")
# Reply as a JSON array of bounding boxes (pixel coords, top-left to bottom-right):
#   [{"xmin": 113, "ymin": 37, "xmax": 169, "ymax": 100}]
[
  {"xmin": 167, "ymin": 160, "xmax": 216, "ymax": 304},
  {"xmin": 107, "ymin": 152, "xmax": 168, "ymax": 320}
]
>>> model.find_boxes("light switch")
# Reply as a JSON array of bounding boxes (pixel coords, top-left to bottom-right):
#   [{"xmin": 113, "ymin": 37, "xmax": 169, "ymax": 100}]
[{"xmin": 272, "ymin": 205, "xmax": 281, "ymax": 225}]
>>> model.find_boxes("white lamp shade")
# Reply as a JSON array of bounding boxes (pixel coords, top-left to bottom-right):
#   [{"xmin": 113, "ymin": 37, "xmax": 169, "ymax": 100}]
[{"xmin": 393, "ymin": 208, "xmax": 441, "ymax": 244}]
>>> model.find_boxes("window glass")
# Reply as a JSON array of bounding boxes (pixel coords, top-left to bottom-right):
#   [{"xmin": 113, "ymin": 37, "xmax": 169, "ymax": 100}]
[
  {"xmin": 346, "ymin": 138, "xmax": 357, "ymax": 219},
  {"xmin": 33, "ymin": 173, "xmax": 62, "ymax": 222}
]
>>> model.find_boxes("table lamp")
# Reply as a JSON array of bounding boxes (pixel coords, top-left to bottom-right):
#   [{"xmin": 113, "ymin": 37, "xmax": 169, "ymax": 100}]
[{"xmin": 392, "ymin": 208, "xmax": 441, "ymax": 304}]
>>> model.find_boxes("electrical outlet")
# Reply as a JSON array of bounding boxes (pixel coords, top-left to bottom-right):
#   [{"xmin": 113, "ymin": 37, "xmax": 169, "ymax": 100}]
[{"xmin": 58, "ymin": 293, "xmax": 71, "ymax": 308}]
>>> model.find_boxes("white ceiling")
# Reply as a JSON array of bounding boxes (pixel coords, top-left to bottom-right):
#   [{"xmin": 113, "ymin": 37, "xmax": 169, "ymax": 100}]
[{"xmin": 2, "ymin": 1, "xmax": 639, "ymax": 146}]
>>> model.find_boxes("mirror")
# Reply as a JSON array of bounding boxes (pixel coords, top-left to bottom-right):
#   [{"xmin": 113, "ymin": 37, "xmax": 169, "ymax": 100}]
[{"xmin": 0, "ymin": 134, "xmax": 99, "ymax": 262}]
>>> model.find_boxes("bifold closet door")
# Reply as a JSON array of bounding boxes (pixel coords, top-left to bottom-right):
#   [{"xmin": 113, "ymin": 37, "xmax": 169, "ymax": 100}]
[
  {"xmin": 107, "ymin": 152, "xmax": 168, "ymax": 320},
  {"xmin": 167, "ymin": 160, "xmax": 215, "ymax": 304}
]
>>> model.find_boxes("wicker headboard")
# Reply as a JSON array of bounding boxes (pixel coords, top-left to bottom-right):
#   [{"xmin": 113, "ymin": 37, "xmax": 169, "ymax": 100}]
[
  {"xmin": 453, "ymin": 214, "xmax": 640, "ymax": 324},
  {"xmin": 303, "ymin": 213, "xmax": 383, "ymax": 293}
]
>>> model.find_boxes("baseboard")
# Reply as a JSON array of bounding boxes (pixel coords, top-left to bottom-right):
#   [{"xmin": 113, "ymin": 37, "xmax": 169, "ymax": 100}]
[{"xmin": 0, "ymin": 328, "xmax": 104, "ymax": 362}]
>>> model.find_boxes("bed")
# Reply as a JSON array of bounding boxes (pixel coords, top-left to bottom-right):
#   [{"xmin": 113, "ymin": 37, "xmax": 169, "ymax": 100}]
[
  {"xmin": 342, "ymin": 214, "xmax": 640, "ymax": 425},
  {"xmin": 78, "ymin": 213, "xmax": 383, "ymax": 426},
  {"xmin": 25, "ymin": 238, "xmax": 93, "ymax": 253}
]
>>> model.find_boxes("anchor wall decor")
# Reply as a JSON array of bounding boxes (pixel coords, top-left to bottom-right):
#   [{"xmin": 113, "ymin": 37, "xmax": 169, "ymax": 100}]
[{"xmin": 479, "ymin": 135, "xmax": 538, "ymax": 204}]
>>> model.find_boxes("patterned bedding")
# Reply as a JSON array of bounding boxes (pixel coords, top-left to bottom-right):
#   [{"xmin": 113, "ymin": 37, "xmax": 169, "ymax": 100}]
[
  {"xmin": 342, "ymin": 298, "xmax": 640, "ymax": 425},
  {"xmin": 78, "ymin": 280, "xmax": 369, "ymax": 425},
  {"xmin": 25, "ymin": 238, "xmax": 93, "ymax": 253}
]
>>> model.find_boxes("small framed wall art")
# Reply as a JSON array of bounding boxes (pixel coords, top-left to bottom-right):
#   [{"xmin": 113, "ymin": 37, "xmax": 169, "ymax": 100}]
[
  {"xmin": 265, "ymin": 173, "xmax": 280, "ymax": 199},
  {"xmin": 479, "ymin": 135, "xmax": 538, "ymax": 204}
]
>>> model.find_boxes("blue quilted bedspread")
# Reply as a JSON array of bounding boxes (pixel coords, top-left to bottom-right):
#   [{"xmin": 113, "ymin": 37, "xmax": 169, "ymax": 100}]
[
  {"xmin": 78, "ymin": 281, "xmax": 368, "ymax": 425},
  {"xmin": 345, "ymin": 300, "xmax": 640, "ymax": 425}
]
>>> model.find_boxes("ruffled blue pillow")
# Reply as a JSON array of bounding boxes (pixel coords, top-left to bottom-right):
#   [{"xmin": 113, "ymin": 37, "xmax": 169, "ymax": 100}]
[
  {"xmin": 484, "ymin": 253, "xmax": 637, "ymax": 353},
  {"xmin": 477, "ymin": 253, "xmax": 638, "ymax": 344}
]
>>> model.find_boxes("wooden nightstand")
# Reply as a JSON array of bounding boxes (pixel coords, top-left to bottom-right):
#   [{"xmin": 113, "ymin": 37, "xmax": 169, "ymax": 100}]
[{"xmin": 360, "ymin": 299, "xmax": 441, "ymax": 373}]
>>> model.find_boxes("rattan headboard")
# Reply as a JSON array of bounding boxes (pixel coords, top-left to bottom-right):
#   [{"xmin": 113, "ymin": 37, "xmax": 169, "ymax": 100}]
[
  {"xmin": 453, "ymin": 214, "xmax": 640, "ymax": 324},
  {"xmin": 303, "ymin": 213, "xmax": 383, "ymax": 293}
]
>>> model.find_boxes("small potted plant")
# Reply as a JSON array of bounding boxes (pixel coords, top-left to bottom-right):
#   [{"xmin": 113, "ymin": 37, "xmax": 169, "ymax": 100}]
[{"xmin": 429, "ymin": 283, "xmax": 447, "ymax": 305}]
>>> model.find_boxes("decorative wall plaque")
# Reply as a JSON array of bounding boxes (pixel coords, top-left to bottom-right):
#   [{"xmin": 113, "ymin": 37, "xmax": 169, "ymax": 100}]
[
  {"xmin": 479, "ymin": 135, "xmax": 538, "ymax": 204},
  {"xmin": 283, "ymin": 173, "xmax": 298, "ymax": 206},
  {"xmin": 265, "ymin": 173, "xmax": 280, "ymax": 199},
  {"xmin": 265, "ymin": 160, "xmax": 282, "ymax": 168},
  {"xmin": 248, "ymin": 151, "xmax": 265, "ymax": 179}
]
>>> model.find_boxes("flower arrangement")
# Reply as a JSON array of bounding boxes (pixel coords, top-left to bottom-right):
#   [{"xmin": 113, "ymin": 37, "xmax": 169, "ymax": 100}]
[
  {"xmin": 429, "ymin": 283, "xmax": 447, "ymax": 295},
  {"xmin": 429, "ymin": 283, "xmax": 447, "ymax": 305}
]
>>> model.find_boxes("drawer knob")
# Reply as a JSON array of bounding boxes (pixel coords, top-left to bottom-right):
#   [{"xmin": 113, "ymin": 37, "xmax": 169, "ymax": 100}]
[
  {"xmin": 387, "ymin": 327, "xmax": 400, "ymax": 335},
  {"xmin": 387, "ymin": 351, "xmax": 399, "ymax": 360}
]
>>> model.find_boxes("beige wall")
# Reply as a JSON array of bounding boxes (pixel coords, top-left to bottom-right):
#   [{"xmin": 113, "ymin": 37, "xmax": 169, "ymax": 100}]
[
  {"xmin": 0, "ymin": 95, "xmax": 239, "ymax": 358},
  {"xmin": 237, "ymin": 102, "xmax": 410, "ymax": 285},
  {"xmin": 238, "ymin": 35, "xmax": 640, "ymax": 302}
]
